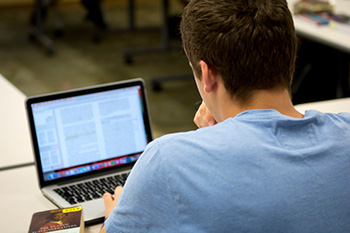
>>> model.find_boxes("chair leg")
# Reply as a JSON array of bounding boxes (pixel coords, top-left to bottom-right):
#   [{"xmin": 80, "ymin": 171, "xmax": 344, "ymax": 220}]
[
  {"xmin": 28, "ymin": 0, "xmax": 55, "ymax": 55},
  {"xmin": 49, "ymin": 0, "xmax": 64, "ymax": 37}
]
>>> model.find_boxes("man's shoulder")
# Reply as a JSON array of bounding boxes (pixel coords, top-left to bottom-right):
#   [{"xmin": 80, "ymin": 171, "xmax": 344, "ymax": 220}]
[
  {"xmin": 325, "ymin": 111, "xmax": 350, "ymax": 121},
  {"xmin": 305, "ymin": 110, "xmax": 350, "ymax": 125}
]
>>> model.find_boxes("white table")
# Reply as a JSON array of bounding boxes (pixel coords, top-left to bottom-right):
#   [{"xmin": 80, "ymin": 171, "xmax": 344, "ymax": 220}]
[
  {"xmin": 0, "ymin": 165, "xmax": 102, "ymax": 233},
  {"xmin": 288, "ymin": 0, "xmax": 350, "ymax": 53},
  {"xmin": 0, "ymin": 74, "xmax": 34, "ymax": 170},
  {"xmin": 295, "ymin": 97, "xmax": 350, "ymax": 113}
]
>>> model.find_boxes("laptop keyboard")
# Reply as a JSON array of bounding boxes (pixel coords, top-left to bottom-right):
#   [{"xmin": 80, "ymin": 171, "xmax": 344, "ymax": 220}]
[{"xmin": 54, "ymin": 172, "xmax": 129, "ymax": 205}]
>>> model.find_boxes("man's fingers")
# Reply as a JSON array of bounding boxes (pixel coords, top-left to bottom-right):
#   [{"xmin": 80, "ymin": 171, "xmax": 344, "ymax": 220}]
[
  {"xmin": 114, "ymin": 186, "xmax": 123, "ymax": 202},
  {"xmin": 208, "ymin": 119, "xmax": 216, "ymax": 126},
  {"xmin": 193, "ymin": 102, "xmax": 217, "ymax": 128},
  {"xmin": 194, "ymin": 105, "xmax": 210, "ymax": 128},
  {"xmin": 102, "ymin": 186, "xmax": 124, "ymax": 219},
  {"xmin": 103, "ymin": 192, "xmax": 114, "ymax": 204},
  {"xmin": 103, "ymin": 191, "xmax": 117, "ymax": 219}
]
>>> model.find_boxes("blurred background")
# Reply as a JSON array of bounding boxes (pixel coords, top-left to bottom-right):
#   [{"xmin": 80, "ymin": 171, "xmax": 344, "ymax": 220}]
[
  {"xmin": 0, "ymin": 0, "xmax": 200, "ymax": 138},
  {"xmin": 0, "ymin": 0, "xmax": 349, "ymax": 138}
]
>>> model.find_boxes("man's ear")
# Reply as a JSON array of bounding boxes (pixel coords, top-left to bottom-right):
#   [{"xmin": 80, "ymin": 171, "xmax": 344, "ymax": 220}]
[{"xmin": 199, "ymin": 60, "xmax": 217, "ymax": 93}]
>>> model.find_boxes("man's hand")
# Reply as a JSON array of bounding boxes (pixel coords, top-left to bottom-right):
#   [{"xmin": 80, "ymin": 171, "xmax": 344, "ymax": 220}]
[
  {"xmin": 103, "ymin": 186, "xmax": 123, "ymax": 219},
  {"xmin": 194, "ymin": 102, "xmax": 217, "ymax": 128},
  {"xmin": 99, "ymin": 186, "xmax": 123, "ymax": 233}
]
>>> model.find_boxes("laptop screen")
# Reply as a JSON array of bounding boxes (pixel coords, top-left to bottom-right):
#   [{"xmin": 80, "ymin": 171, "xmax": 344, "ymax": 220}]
[{"xmin": 26, "ymin": 79, "xmax": 152, "ymax": 184}]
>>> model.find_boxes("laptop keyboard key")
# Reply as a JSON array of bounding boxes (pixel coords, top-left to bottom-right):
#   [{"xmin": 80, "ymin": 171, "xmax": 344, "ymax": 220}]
[{"xmin": 54, "ymin": 172, "xmax": 129, "ymax": 204}]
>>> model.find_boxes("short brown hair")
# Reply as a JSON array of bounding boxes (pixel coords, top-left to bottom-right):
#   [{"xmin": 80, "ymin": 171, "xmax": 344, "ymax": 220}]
[{"xmin": 180, "ymin": 0, "xmax": 297, "ymax": 103}]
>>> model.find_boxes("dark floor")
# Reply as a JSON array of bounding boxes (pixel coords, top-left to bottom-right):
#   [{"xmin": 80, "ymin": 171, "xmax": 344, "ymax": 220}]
[{"xmin": 0, "ymin": 1, "xmax": 200, "ymax": 138}]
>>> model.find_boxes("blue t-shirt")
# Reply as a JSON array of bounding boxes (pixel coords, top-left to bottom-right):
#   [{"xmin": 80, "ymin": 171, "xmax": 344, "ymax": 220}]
[{"xmin": 105, "ymin": 110, "xmax": 350, "ymax": 232}]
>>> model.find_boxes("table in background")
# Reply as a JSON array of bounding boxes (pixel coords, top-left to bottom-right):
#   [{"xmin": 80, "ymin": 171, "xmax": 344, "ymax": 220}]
[
  {"xmin": 0, "ymin": 74, "xmax": 33, "ymax": 170},
  {"xmin": 295, "ymin": 97, "xmax": 350, "ymax": 113},
  {"xmin": 288, "ymin": 0, "xmax": 350, "ymax": 104},
  {"xmin": 288, "ymin": 0, "xmax": 350, "ymax": 53}
]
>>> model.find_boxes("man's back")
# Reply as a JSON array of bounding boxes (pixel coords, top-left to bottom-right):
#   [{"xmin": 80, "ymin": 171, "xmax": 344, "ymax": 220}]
[{"xmin": 105, "ymin": 110, "xmax": 350, "ymax": 232}]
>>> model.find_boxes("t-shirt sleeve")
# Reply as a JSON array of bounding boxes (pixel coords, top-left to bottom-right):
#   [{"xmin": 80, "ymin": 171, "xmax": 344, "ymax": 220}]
[{"xmin": 104, "ymin": 140, "xmax": 178, "ymax": 232}]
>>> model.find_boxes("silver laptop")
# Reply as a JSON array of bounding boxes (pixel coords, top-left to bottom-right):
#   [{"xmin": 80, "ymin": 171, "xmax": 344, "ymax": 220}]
[{"xmin": 25, "ymin": 78, "xmax": 152, "ymax": 225}]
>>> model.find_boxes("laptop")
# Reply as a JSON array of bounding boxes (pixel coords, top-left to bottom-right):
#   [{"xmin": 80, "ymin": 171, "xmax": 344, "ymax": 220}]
[{"xmin": 25, "ymin": 78, "xmax": 152, "ymax": 225}]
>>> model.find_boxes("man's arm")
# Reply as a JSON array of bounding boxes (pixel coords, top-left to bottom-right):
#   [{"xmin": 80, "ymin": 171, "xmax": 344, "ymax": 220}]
[
  {"xmin": 99, "ymin": 186, "xmax": 123, "ymax": 233},
  {"xmin": 98, "ymin": 141, "xmax": 175, "ymax": 231},
  {"xmin": 100, "ymin": 225, "xmax": 107, "ymax": 233}
]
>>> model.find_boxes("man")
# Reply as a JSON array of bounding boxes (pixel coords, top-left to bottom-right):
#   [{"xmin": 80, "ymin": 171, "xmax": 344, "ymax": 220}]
[{"xmin": 100, "ymin": 0, "xmax": 350, "ymax": 232}]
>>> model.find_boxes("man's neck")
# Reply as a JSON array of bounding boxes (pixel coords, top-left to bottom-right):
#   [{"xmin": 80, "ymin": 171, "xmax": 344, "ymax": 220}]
[{"xmin": 219, "ymin": 88, "xmax": 303, "ymax": 121}]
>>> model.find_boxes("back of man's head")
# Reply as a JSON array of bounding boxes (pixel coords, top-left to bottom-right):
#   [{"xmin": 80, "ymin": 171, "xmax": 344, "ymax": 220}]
[{"xmin": 180, "ymin": 0, "xmax": 297, "ymax": 103}]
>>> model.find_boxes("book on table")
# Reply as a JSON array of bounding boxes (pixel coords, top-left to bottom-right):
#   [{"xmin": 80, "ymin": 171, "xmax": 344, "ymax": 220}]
[{"xmin": 28, "ymin": 206, "xmax": 84, "ymax": 233}]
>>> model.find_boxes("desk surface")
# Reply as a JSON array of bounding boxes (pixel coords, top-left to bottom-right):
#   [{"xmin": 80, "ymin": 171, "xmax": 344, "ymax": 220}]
[
  {"xmin": 0, "ymin": 74, "xmax": 33, "ymax": 170},
  {"xmin": 0, "ymin": 165, "xmax": 102, "ymax": 233},
  {"xmin": 295, "ymin": 97, "xmax": 350, "ymax": 113},
  {"xmin": 288, "ymin": 0, "xmax": 350, "ymax": 53}
]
